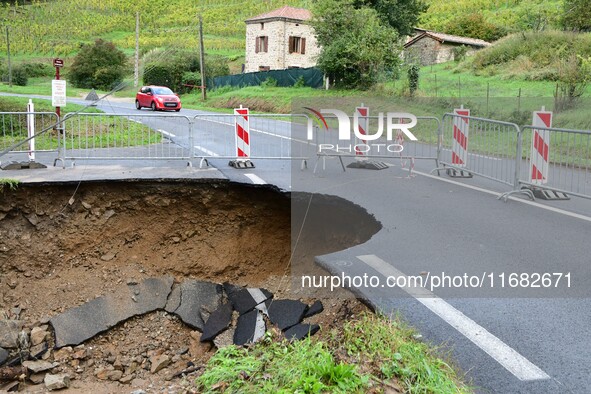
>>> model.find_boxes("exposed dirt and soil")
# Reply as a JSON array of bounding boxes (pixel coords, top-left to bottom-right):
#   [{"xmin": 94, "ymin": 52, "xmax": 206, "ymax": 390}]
[{"xmin": 0, "ymin": 180, "xmax": 380, "ymax": 393}]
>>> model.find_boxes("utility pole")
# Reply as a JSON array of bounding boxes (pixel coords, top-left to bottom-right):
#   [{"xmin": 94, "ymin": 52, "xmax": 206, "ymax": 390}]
[
  {"xmin": 134, "ymin": 11, "xmax": 140, "ymax": 88},
  {"xmin": 198, "ymin": 15, "xmax": 206, "ymax": 100},
  {"xmin": 6, "ymin": 26, "xmax": 12, "ymax": 88}
]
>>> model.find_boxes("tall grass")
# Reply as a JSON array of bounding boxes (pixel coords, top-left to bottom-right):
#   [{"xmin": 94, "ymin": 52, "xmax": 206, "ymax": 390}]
[{"xmin": 469, "ymin": 31, "xmax": 591, "ymax": 80}]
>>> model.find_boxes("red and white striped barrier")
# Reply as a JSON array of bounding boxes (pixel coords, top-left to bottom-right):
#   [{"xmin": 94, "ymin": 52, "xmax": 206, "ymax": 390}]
[
  {"xmin": 452, "ymin": 108, "xmax": 470, "ymax": 167},
  {"xmin": 354, "ymin": 106, "xmax": 368, "ymax": 159},
  {"xmin": 529, "ymin": 109, "xmax": 552, "ymax": 185},
  {"xmin": 230, "ymin": 107, "xmax": 254, "ymax": 168}
]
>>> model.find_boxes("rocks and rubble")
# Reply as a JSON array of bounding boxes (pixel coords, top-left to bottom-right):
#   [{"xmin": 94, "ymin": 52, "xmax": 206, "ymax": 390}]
[{"xmin": 0, "ymin": 277, "xmax": 325, "ymax": 392}]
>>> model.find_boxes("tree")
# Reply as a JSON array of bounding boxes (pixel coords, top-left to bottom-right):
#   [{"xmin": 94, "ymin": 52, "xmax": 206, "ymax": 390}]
[
  {"xmin": 312, "ymin": 0, "xmax": 401, "ymax": 89},
  {"xmin": 354, "ymin": 0, "xmax": 428, "ymax": 37},
  {"xmin": 69, "ymin": 39, "xmax": 128, "ymax": 91},
  {"xmin": 563, "ymin": 0, "xmax": 591, "ymax": 32}
]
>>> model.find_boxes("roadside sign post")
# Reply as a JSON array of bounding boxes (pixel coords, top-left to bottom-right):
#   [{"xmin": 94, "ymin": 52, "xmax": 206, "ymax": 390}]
[
  {"xmin": 52, "ymin": 58, "xmax": 65, "ymax": 132},
  {"xmin": 27, "ymin": 99, "xmax": 35, "ymax": 162}
]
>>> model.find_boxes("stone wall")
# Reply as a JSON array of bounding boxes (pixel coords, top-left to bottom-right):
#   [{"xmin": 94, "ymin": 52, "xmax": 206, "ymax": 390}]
[{"xmin": 404, "ymin": 36, "xmax": 479, "ymax": 66}]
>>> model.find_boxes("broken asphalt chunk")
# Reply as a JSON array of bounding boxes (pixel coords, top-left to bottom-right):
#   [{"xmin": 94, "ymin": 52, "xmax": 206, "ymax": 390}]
[
  {"xmin": 267, "ymin": 299, "xmax": 308, "ymax": 331},
  {"xmin": 227, "ymin": 287, "xmax": 273, "ymax": 315},
  {"xmin": 173, "ymin": 280, "xmax": 223, "ymax": 331},
  {"xmin": 304, "ymin": 300, "xmax": 324, "ymax": 318},
  {"xmin": 233, "ymin": 309, "xmax": 265, "ymax": 346},
  {"xmin": 50, "ymin": 277, "xmax": 174, "ymax": 348},
  {"xmin": 164, "ymin": 284, "xmax": 181, "ymax": 313},
  {"xmin": 0, "ymin": 347, "xmax": 8, "ymax": 366},
  {"xmin": 201, "ymin": 303, "xmax": 233, "ymax": 342},
  {"xmin": 283, "ymin": 324, "xmax": 320, "ymax": 341},
  {"xmin": 0, "ymin": 320, "xmax": 21, "ymax": 349},
  {"xmin": 222, "ymin": 282, "xmax": 243, "ymax": 296}
]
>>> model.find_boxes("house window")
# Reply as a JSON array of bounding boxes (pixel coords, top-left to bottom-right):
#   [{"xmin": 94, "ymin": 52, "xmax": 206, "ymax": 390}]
[
  {"xmin": 255, "ymin": 36, "xmax": 268, "ymax": 53},
  {"xmin": 288, "ymin": 36, "xmax": 306, "ymax": 54}
]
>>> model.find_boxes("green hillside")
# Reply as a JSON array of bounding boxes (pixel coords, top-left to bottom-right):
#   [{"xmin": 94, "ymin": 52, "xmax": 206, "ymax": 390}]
[
  {"xmin": 0, "ymin": 0, "xmax": 567, "ymax": 60},
  {"xmin": 0, "ymin": 0, "xmax": 310, "ymax": 58}
]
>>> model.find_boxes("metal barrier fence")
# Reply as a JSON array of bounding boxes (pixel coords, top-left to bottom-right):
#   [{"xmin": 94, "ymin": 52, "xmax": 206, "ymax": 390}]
[
  {"xmin": 312, "ymin": 115, "xmax": 441, "ymax": 173},
  {"xmin": 0, "ymin": 111, "xmax": 60, "ymax": 162},
  {"xmin": 60, "ymin": 113, "xmax": 194, "ymax": 166},
  {"xmin": 518, "ymin": 125, "xmax": 591, "ymax": 200},
  {"xmin": 436, "ymin": 113, "xmax": 522, "ymax": 189},
  {"xmin": 191, "ymin": 113, "xmax": 311, "ymax": 168},
  {"xmin": 3, "ymin": 109, "xmax": 588, "ymax": 202}
]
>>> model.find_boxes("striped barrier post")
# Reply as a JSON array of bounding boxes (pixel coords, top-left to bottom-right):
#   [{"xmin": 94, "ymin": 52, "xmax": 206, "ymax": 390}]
[
  {"xmin": 229, "ymin": 106, "xmax": 255, "ymax": 168},
  {"xmin": 448, "ymin": 107, "xmax": 472, "ymax": 177},
  {"xmin": 525, "ymin": 108, "xmax": 568, "ymax": 200},
  {"xmin": 354, "ymin": 106, "xmax": 368, "ymax": 159},
  {"xmin": 347, "ymin": 105, "xmax": 388, "ymax": 170},
  {"xmin": 529, "ymin": 109, "xmax": 552, "ymax": 185}
]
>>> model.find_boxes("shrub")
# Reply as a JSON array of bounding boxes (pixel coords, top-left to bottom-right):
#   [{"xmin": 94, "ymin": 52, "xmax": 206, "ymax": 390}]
[
  {"xmin": 407, "ymin": 64, "xmax": 419, "ymax": 96},
  {"xmin": 180, "ymin": 71, "xmax": 202, "ymax": 93},
  {"xmin": 453, "ymin": 45, "xmax": 468, "ymax": 63},
  {"xmin": 12, "ymin": 66, "xmax": 28, "ymax": 86},
  {"xmin": 21, "ymin": 62, "xmax": 53, "ymax": 78},
  {"xmin": 142, "ymin": 64, "xmax": 174, "ymax": 87},
  {"xmin": 293, "ymin": 75, "xmax": 306, "ymax": 88},
  {"xmin": 445, "ymin": 13, "xmax": 507, "ymax": 42},
  {"xmin": 261, "ymin": 77, "xmax": 278, "ymax": 88},
  {"xmin": 142, "ymin": 49, "xmax": 229, "ymax": 92},
  {"xmin": 69, "ymin": 39, "xmax": 128, "ymax": 91}
]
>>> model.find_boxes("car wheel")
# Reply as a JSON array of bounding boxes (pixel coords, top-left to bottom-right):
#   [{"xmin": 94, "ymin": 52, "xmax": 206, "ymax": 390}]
[
  {"xmin": 175, "ymin": 108, "xmax": 181, "ymax": 112},
  {"xmin": 151, "ymin": 102, "xmax": 157, "ymax": 111},
  {"xmin": 135, "ymin": 100, "xmax": 141, "ymax": 110}
]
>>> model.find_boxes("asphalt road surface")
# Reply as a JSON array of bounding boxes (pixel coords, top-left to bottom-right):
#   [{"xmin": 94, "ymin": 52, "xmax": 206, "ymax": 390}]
[{"xmin": 2, "ymin": 93, "xmax": 591, "ymax": 393}]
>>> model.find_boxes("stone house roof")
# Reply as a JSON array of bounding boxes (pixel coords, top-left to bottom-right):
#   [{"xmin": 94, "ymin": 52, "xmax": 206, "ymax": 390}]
[
  {"xmin": 245, "ymin": 6, "xmax": 312, "ymax": 24},
  {"xmin": 404, "ymin": 30, "xmax": 492, "ymax": 48}
]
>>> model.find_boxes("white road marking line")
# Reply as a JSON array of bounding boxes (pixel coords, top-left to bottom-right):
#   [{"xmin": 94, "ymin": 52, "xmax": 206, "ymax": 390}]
[
  {"xmin": 253, "ymin": 311, "xmax": 266, "ymax": 342},
  {"xmin": 157, "ymin": 129, "xmax": 176, "ymax": 138},
  {"xmin": 413, "ymin": 169, "xmax": 591, "ymax": 224},
  {"xmin": 247, "ymin": 288, "xmax": 268, "ymax": 304},
  {"xmin": 252, "ymin": 127, "xmax": 311, "ymax": 145},
  {"xmin": 195, "ymin": 118, "xmax": 313, "ymax": 145},
  {"xmin": 193, "ymin": 145, "xmax": 219, "ymax": 157},
  {"xmin": 441, "ymin": 148, "xmax": 502, "ymax": 161},
  {"xmin": 244, "ymin": 173, "xmax": 267, "ymax": 185},
  {"xmin": 357, "ymin": 254, "xmax": 551, "ymax": 382}
]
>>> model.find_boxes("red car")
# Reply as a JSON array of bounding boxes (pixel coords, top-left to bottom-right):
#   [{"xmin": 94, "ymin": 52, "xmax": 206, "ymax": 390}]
[{"xmin": 135, "ymin": 86, "xmax": 181, "ymax": 112}]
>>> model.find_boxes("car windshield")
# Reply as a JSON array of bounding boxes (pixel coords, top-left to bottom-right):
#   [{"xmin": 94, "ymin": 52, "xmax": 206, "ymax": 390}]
[{"xmin": 152, "ymin": 87, "xmax": 174, "ymax": 95}]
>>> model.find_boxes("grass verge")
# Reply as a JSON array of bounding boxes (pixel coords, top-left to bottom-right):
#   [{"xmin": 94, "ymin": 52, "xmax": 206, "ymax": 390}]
[
  {"xmin": 0, "ymin": 96, "xmax": 161, "ymax": 151},
  {"xmin": 0, "ymin": 178, "xmax": 20, "ymax": 192},
  {"xmin": 194, "ymin": 312, "xmax": 471, "ymax": 394}
]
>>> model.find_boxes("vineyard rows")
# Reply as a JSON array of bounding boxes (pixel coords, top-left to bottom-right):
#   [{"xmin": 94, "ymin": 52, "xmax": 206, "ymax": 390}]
[{"xmin": 0, "ymin": 0, "xmax": 306, "ymax": 57}]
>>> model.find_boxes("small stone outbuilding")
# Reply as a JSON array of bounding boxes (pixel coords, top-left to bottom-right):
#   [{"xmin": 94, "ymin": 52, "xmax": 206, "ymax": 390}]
[{"xmin": 404, "ymin": 29, "xmax": 491, "ymax": 65}]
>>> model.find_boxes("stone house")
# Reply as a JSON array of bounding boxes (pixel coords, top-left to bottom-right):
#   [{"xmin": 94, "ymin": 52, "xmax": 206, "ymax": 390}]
[
  {"xmin": 244, "ymin": 6, "xmax": 321, "ymax": 73},
  {"xmin": 404, "ymin": 29, "xmax": 491, "ymax": 66}
]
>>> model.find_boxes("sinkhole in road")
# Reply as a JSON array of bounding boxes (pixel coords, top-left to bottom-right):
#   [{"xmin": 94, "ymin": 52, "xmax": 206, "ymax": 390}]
[{"xmin": 0, "ymin": 180, "xmax": 381, "ymax": 321}]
